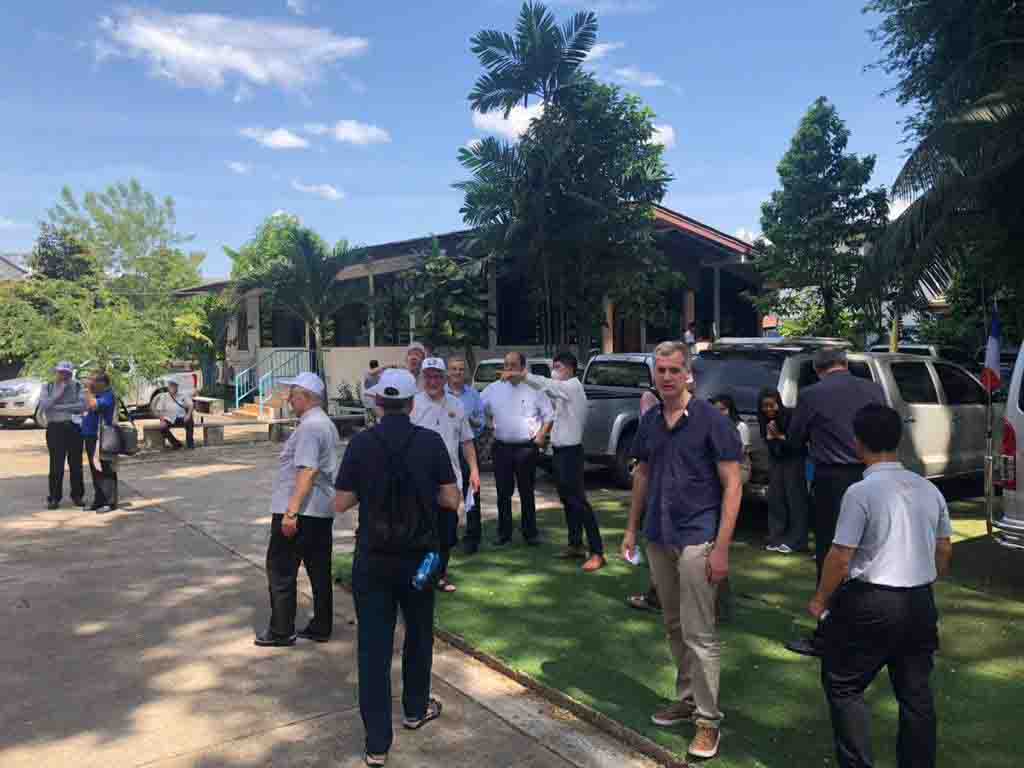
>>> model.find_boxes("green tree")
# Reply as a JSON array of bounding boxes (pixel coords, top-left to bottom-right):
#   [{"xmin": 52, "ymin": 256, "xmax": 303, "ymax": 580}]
[
  {"xmin": 469, "ymin": 1, "xmax": 597, "ymax": 115},
  {"xmin": 225, "ymin": 212, "xmax": 304, "ymax": 279},
  {"xmin": 27, "ymin": 224, "xmax": 99, "ymax": 282},
  {"xmin": 758, "ymin": 97, "xmax": 889, "ymax": 336}
]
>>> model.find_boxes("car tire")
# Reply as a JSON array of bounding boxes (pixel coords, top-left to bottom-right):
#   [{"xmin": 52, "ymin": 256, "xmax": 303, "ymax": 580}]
[
  {"xmin": 33, "ymin": 406, "xmax": 47, "ymax": 429},
  {"xmin": 613, "ymin": 426, "xmax": 636, "ymax": 489},
  {"xmin": 148, "ymin": 391, "xmax": 165, "ymax": 417}
]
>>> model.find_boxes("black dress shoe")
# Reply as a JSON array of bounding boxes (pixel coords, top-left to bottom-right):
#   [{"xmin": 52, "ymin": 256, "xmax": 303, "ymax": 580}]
[
  {"xmin": 462, "ymin": 540, "xmax": 480, "ymax": 555},
  {"xmin": 524, "ymin": 537, "xmax": 541, "ymax": 547},
  {"xmin": 46, "ymin": 500, "xmax": 59, "ymax": 510},
  {"xmin": 785, "ymin": 635, "xmax": 825, "ymax": 658},
  {"xmin": 254, "ymin": 629, "xmax": 297, "ymax": 647},
  {"xmin": 297, "ymin": 626, "xmax": 331, "ymax": 643},
  {"xmin": 491, "ymin": 537, "xmax": 512, "ymax": 547},
  {"xmin": 72, "ymin": 497, "xmax": 86, "ymax": 508}
]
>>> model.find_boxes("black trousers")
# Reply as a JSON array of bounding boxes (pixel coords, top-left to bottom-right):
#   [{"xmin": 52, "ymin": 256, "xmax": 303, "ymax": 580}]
[
  {"xmin": 84, "ymin": 437, "xmax": 118, "ymax": 508},
  {"xmin": 459, "ymin": 442, "xmax": 482, "ymax": 543},
  {"xmin": 552, "ymin": 444, "xmax": 603, "ymax": 554},
  {"xmin": 812, "ymin": 464, "xmax": 865, "ymax": 581},
  {"xmin": 822, "ymin": 582, "xmax": 938, "ymax": 768},
  {"xmin": 161, "ymin": 416, "xmax": 194, "ymax": 448},
  {"xmin": 438, "ymin": 506, "xmax": 458, "ymax": 576},
  {"xmin": 493, "ymin": 441, "xmax": 539, "ymax": 541},
  {"xmin": 265, "ymin": 514, "xmax": 334, "ymax": 638},
  {"xmin": 767, "ymin": 456, "xmax": 811, "ymax": 550},
  {"xmin": 46, "ymin": 422, "xmax": 84, "ymax": 503},
  {"xmin": 353, "ymin": 554, "xmax": 435, "ymax": 756}
]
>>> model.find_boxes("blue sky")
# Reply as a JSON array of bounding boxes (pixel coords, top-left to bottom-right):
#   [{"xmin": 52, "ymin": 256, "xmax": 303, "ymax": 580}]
[{"xmin": 0, "ymin": 1, "xmax": 910, "ymax": 277}]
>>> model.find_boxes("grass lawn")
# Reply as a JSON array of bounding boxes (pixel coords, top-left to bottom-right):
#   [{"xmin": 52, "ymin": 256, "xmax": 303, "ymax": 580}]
[{"xmin": 333, "ymin": 483, "xmax": 1024, "ymax": 767}]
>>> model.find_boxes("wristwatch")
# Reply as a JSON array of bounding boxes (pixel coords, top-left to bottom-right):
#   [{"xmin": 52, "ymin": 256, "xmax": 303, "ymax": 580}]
[{"xmin": 284, "ymin": 511, "xmax": 298, "ymax": 520}]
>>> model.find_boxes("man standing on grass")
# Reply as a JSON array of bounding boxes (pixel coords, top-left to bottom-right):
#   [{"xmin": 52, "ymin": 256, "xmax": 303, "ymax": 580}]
[
  {"xmin": 255, "ymin": 373, "xmax": 338, "ymax": 647},
  {"xmin": 621, "ymin": 340, "xmax": 743, "ymax": 760},
  {"xmin": 335, "ymin": 368, "xmax": 460, "ymax": 766},
  {"xmin": 482, "ymin": 352, "xmax": 553, "ymax": 547},
  {"xmin": 524, "ymin": 351, "xmax": 605, "ymax": 572},
  {"xmin": 811, "ymin": 404, "xmax": 951, "ymax": 768},
  {"xmin": 411, "ymin": 357, "xmax": 480, "ymax": 592},
  {"xmin": 446, "ymin": 355, "xmax": 486, "ymax": 554}
]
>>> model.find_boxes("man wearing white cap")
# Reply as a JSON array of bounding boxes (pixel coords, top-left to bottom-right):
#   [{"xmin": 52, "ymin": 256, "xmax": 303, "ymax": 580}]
[
  {"xmin": 406, "ymin": 342, "xmax": 428, "ymax": 389},
  {"xmin": 411, "ymin": 357, "xmax": 480, "ymax": 593},
  {"xmin": 256, "ymin": 372, "xmax": 339, "ymax": 647},
  {"xmin": 38, "ymin": 361, "xmax": 86, "ymax": 509}
]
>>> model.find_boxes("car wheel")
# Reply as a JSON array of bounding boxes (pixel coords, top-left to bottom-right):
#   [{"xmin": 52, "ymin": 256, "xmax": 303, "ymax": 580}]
[
  {"xmin": 613, "ymin": 427, "xmax": 637, "ymax": 489},
  {"xmin": 33, "ymin": 406, "xmax": 47, "ymax": 429},
  {"xmin": 148, "ymin": 391, "xmax": 165, "ymax": 417}
]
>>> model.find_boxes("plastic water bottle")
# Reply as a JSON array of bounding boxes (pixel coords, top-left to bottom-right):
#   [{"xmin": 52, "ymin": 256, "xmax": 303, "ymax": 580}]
[{"xmin": 412, "ymin": 552, "xmax": 441, "ymax": 591}]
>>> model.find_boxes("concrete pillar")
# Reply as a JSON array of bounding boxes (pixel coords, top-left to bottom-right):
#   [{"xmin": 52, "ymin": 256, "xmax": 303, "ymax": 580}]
[
  {"xmin": 409, "ymin": 311, "xmax": 416, "ymax": 343},
  {"xmin": 713, "ymin": 266, "xmax": 721, "ymax": 340},
  {"xmin": 601, "ymin": 296, "xmax": 615, "ymax": 354},
  {"xmin": 368, "ymin": 273, "xmax": 376, "ymax": 347}
]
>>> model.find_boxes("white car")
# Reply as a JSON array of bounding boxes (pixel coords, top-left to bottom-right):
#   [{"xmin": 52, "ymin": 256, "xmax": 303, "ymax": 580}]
[
  {"xmin": 994, "ymin": 343, "xmax": 1024, "ymax": 549},
  {"xmin": 0, "ymin": 377, "xmax": 47, "ymax": 428}
]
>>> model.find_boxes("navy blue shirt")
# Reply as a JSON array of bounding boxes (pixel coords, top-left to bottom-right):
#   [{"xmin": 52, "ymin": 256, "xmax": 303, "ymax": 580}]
[
  {"xmin": 787, "ymin": 372, "xmax": 885, "ymax": 466},
  {"xmin": 631, "ymin": 398, "xmax": 743, "ymax": 548},
  {"xmin": 82, "ymin": 390, "xmax": 115, "ymax": 438}
]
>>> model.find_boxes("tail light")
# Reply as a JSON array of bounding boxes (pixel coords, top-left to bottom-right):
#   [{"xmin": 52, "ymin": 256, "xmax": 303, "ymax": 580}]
[{"xmin": 1001, "ymin": 418, "xmax": 1017, "ymax": 491}]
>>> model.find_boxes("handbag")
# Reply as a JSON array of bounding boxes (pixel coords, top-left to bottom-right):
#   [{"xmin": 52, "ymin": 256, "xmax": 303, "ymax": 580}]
[{"xmin": 99, "ymin": 418, "xmax": 122, "ymax": 455}]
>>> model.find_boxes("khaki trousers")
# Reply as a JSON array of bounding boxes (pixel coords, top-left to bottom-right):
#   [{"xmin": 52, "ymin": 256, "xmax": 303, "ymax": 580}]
[{"xmin": 647, "ymin": 541, "xmax": 723, "ymax": 728}]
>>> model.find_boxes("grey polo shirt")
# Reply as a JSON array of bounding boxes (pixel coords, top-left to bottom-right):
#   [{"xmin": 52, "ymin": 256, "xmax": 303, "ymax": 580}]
[
  {"xmin": 834, "ymin": 462, "xmax": 953, "ymax": 587},
  {"xmin": 270, "ymin": 406, "xmax": 338, "ymax": 518}
]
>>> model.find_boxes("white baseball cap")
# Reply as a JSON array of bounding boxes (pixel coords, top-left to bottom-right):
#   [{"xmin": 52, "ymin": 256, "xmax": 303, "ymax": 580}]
[
  {"xmin": 421, "ymin": 357, "xmax": 446, "ymax": 373},
  {"xmin": 54, "ymin": 361, "xmax": 75, "ymax": 374},
  {"xmin": 280, "ymin": 372, "xmax": 326, "ymax": 397},
  {"xmin": 406, "ymin": 342, "xmax": 427, "ymax": 356},
  {"xmin": 366, "ymin": 368, "xmax": 418, "ymax": 400}
]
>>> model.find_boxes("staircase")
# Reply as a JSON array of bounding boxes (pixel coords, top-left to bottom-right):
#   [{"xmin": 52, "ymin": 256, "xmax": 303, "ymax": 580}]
[{"xmin": 233, "ymin": 348, "xmax": 311, "ymax": 420}]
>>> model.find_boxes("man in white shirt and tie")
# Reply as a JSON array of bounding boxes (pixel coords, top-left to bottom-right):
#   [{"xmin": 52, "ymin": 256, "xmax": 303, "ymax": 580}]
[
  {"xmin": 482, "ymin": 352, "xmax": 554, "ymax": 546},
  {"xmin": 152, "ymin": 380, "xmax": 195, "ymax": 449},
  {"xmin": 525, "ymin": 351, "xmax": 605, "ymax": 572}
]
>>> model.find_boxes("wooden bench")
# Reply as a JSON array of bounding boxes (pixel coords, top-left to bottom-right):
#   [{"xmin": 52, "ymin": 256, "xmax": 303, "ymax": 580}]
[
  {"xmin": 193, "ymin": 396, "xmax": 224, "ymax": 415},
  {"xmin": 142, "ymin": 422, "xmax": 193, "ymax": 450},
  {"xmin": 141, "ymin": 418, "xmax": 298, "ymax": 449}
]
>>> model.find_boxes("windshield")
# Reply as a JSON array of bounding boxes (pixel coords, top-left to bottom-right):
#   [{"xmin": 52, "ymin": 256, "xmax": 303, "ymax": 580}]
[
  {"xmin": 584, "ymin": 360, "xmax": 652, "ymax": 388},
  {"xmin": 473, "ymin": 363, "xmax": 502, "ymax": 385},
  {"xmin": 692, "ymin": 354, "xmax": 783, "ymax": 414}
]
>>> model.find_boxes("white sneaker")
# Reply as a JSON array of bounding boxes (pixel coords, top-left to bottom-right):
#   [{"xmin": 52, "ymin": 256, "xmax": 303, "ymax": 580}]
[{"xmin": 775, "ymin": 544, "xmax": 794, "ymax": 554}]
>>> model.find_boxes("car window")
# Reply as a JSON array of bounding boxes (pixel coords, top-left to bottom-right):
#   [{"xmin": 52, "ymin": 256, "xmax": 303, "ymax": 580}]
[
  {"xmin": 935, "ymin": 364, "xmax": 986, "ymax": 405},
  {"xmin": 530, "ymin": 363, "xmax": 551, "ymax": 378},
  {"xmin": 473, "ymin": 363, "xmax": 502, "ymax": 385},
  {"xmin": 848, "ymin": 361, "xmax": 874, "ymax": 381},
  {"xmin": 890, "ymin": 362, "xmax": 939, "ymax": 404},
  {"xmin": 583, "ymin": 361, "xmax": 652, "ymax": 388},
  {"xmin": 798, "ymin": 360, "xmax": 819, "ymax": 390},
  {"xmin": 692, "ymin": 354, "xmax": 783, "ymax": 414},
  {"xmin": 939, "ymin": 347, "xmax": 969, "ymax": 365}
]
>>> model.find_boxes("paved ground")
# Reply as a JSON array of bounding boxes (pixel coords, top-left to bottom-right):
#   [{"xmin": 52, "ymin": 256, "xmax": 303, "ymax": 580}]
[{"xmin": 0, "ymin": 425, "xmax": 658, "ymax": 768}]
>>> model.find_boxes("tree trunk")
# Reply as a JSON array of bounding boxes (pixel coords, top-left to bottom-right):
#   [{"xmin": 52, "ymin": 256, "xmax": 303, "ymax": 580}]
[{"xmin": 821, "ymin": 285, "xmax": 836, "ymax": 337}]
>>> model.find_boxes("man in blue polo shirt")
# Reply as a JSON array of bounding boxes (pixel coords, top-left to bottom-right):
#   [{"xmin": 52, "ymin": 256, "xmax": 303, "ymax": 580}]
[{"xmin": 622, "ymin": 340, "xmax": 743, "ymax": 761}]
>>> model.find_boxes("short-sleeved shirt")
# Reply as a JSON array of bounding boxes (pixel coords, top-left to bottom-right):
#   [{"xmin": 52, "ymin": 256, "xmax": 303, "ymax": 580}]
[
  {"xmin": 447, "ymin": 384, "xmax": 486, "ymax": 439},
  {"xmin": 481, "ymin": 380, "xmax": 554, "ymax": 443},
  {"xmin": 788, "ymin": 371, "xmax": 886, "ymax": 466},
  {"xmin": 334, "ymin": 414, "xmax": 456, "ymax": 554},
  {"xmin": 152, "ymin": 391, "xmax": 192, "ymax": 421},
  {"xmin": 81, "ymin": 390, "xmax": 115, "ymax": 437},
  {"xmin": 631, "ymin": 398, "xmax": 743, "ymax": 548},
  {"xmin": 834, "ymin": 462, "xmax": 952, "ymax": 587},
  {"xmin": 411, "ymin": 392, "xmax": 472, "ymax": 492},
  {"xmin": 270, "ymin": 407, "xmax": 338, "ymax": 518}
]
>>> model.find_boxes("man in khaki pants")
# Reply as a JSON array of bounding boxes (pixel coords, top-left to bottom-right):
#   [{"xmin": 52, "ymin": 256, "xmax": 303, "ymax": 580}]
[{"xmin": 621, "ymin": 340, "xmax": 743, "ymax": 760}]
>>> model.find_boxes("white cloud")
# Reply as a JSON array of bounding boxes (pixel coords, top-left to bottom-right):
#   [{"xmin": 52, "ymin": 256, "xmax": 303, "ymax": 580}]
[
  {"xmin": 584, "ymin": 42, "xmax": 625, "ymax": 63},
  {"xmin": 286, "ymin": 0, "xmax": 308, "ymax": 15},
  {"xmin": 889, "ymin": 197, "xmax": 911, "ymax": 220},
  {"xmin": 303, "ymin": 122, "xmax": 330, "ymax": 135},
  {"xmin": 471, "ymin": 103, "xmax": 544, "ymax": 141},
  {"xmin": 331, "ymin": 119, "xmax": 391, "ymax": 145},
  {"xmin": 227, "ymin": 161, "xmax": 252, "ymax": 175},
  {"xmin": 240, "ymin": 126, "xmax": 309, "ymax": 149},
  {"xmin": 95, "ymin": 8, "xmax": 368, "ymax": 96},
  {"xmin": 0, "ymin": 217, "xmax": 26, "ymax": 230},
  {"xmin": 613, "ymin": 66, "xmax": 666, "ymax": 87},
  {"xmin": 734, "ymin": 227, "xmax": 759, "ymax": 244},
  {"xmin": 651, "ymin": 123, "xmax": 676, "ymax": 149},
  {"xmin": 292, "ymin": 180, "xmax": 344, "ymax": 201},
  {"xmin": 552, "ymin": 0, "xmax": 656, "ymax": 14},
  {"xmin": 233, "ymin": 84, "xmax": 253, "ymax": 104}
]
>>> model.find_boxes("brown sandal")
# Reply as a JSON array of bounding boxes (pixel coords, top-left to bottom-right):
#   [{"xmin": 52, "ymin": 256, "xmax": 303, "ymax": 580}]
[{"xmin": 437, "ymin": 578, "xmax": 457, "ymax": 593}]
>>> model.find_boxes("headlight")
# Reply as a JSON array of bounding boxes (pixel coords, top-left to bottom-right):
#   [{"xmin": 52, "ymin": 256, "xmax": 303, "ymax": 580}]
[{"xmin": 1, "ymin": 384, "xmax": 32, "ymax": 397}]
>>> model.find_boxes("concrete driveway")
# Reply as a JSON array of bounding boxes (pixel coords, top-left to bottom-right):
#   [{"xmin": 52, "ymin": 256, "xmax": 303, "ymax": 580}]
[{"xmin": 0, "ymin": 425, "xmax": 654, "ymax": 768}]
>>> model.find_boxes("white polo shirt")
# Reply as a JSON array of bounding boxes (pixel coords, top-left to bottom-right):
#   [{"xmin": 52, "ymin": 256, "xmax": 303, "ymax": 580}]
[
  {"xmin": 411, "ymin": 391, "xmax": 472, "ymax": 492},
  {"xmin": 481, "ymin": 380, "xmax": 554, "ymax": 445},
  {"xmin": 152, "ymin": 391, "xmax": 192, "ymax": 421},
  {"xmin": 834, "ymin": 462, "xmax": 953, "ymax": 587},
  {"xmin": 525, "ymin": 374, "xmax": 586, "ymax": 448}
]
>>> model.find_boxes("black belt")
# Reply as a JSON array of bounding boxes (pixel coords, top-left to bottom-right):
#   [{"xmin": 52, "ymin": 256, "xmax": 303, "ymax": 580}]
[
  {"xmin": 552, "ymin": 444, "xmax": 582, "ymax": 452},
  {"xmin": 848, "ymin": 580, "xmax": 932, "ymax": 593},
  {"xmin": 494, "ymin": 439, "xmax": 534, "ymax": 447}
]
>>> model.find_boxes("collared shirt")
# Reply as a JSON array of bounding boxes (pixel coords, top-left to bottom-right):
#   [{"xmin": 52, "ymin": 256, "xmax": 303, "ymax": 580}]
[
  {"xmin": 481, "ymin": 380, "xmax": 554, "ymax": 444},
  {"xmin": 788, "ymin": 371, "xmax": 886, "ymax": 466},
  {"xmin": 152, "ymin": 391, "xmax": 192, "ymax": 422},
  {"xmin": 38, "ymin": 381, "xmax": 86, "ymax": 425},
  {"xmin": 447, "ymin": 383, "xmax": 485, "ymax": 439},
  {"xmin": 270, "ymin": 406, "xmax": 338, "ymax": 519},
  {"xmin": 525, "ymin": 374, "xmax": 587, "ymax": 448},
  {"xmin": 335, "ymin": 413, "xmax": 456, "ymax": 555},
  {"xmin": 411, "ymin": 391, "xmax": 472, "ymax": 492},
  {"xmin": 631, "ymin": 398, "xmax": 743, "ymax": 548},
  {"xmin": 81, "ymin": 390, "xmax": 115, "ymax": 437},
  {"xmin": 834, "ymin": 462, "xmax": 952, "ymax": 587}
]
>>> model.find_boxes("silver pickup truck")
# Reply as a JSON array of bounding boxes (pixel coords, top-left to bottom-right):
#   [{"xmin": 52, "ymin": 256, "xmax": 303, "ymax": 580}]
[{"xmin": 582, "ymin": 344, "xmax": 1001, "ymax": 491}]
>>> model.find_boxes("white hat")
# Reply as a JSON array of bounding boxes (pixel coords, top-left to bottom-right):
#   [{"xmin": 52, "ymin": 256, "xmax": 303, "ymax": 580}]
[
  {"xmin": 280, "ymin": 372, "xmax": 326, "ymax": 397},
  {"xmin": 406, "ymin": 342, "xmax": 427, "ymax": 356},
  {"xmin": 421, "ymin": 357, "xmax": 446, "ymax": 373},
  {"xmin": 54, "ymin": 361, "xmax": 75, "ymax": 374},
  {"xmin": 366, "ymin": 369, "xmax": 418, "ymax": 400}
]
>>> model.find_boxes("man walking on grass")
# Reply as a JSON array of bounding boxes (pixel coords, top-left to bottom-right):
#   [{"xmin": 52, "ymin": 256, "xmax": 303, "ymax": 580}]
[
  {"xmin": 446, "ymin": 355, "xmax": 486, "ymax": 554},
  {"xmin": 621, "ymin": 340, "xmax": 743, "ymax": 760},
  {"xmin": 811, "ymin": 404, "xmax": 951, "ymax": 768},
  {"xmin": 335, "ymin": 368, "xmax": 460, "ymax": 766}
]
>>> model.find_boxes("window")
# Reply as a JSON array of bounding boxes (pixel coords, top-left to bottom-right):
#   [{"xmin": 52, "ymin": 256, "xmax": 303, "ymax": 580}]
[
  {"xmin": 691, "ymin": 354, "xmax": 783, "ymax": 414},
  {"xmin": 848, "ymin": 361, "xmax": 874, "ymax": 381},
  {"xmin": 473, "ymin": 362, "xmax": 502, "ymax": 386},
  {"xmin": 798, "ymin": 360, "xmax": 820, "ymax": 390},
  {"xmin": 890, "ymin": 362, "xmax": 938, "ymax": 404},
  {"xmin": 530, "ymin": 363, "xmax": 551, "ymax": 378},
  {"xmin": 935, "ymin": 364, "xmax": 986, "ymax": 405},
  {"xmin": 584, "ymin": 361, "xmax": 652, "ymax": 389},
  {"xmin": 236, "ymin": 304, "xmax": 248, "ymax": 351}
]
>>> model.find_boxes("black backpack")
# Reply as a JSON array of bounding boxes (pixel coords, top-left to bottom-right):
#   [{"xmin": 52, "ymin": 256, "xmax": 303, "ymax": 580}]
[{"xmin": 366, "ymin": 427, "xmax": 438, "ymax": 555}]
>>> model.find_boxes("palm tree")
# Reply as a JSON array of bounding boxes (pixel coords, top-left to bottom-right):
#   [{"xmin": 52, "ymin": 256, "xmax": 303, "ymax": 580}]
[{"xmin": 469, "ymin": 1, "xmax": 597, "ymax": 116}]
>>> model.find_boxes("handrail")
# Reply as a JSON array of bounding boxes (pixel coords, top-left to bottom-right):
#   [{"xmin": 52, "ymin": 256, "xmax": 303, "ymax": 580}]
[
  {"xmin": 258, "ymin": 349, "xmax": 309, "ymax": 412},
  {"xmin": 234, "ymin": 348, "xmax": 309, "ymax": 409}
]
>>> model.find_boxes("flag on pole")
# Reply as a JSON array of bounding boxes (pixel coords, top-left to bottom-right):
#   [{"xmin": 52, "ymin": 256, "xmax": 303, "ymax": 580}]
[{"xmin": 981, "ymin": 301, "xmax": 1002, "ymax": 392}]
